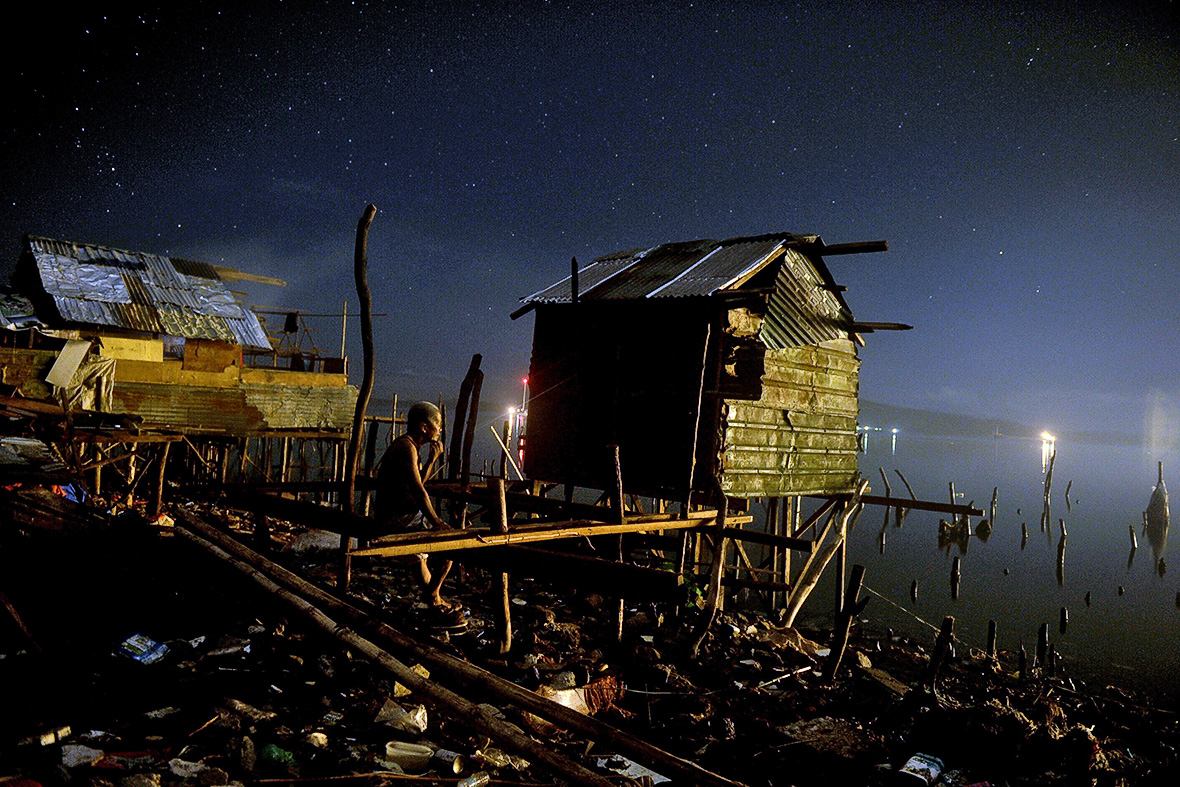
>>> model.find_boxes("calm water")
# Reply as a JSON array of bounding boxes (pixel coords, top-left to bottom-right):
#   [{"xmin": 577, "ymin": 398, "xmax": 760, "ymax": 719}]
[{"xmin": 802, "ymin": 431, "xmax": 1179, "ymax": 698}]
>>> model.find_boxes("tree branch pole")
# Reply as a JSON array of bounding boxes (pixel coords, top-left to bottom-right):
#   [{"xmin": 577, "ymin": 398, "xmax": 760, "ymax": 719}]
[{"xmin": 338, "ymin": 203, "xmax": 378, "ymax": 590}]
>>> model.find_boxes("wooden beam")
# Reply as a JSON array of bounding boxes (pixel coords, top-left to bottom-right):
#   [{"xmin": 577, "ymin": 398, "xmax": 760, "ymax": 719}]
[
  {"xmin": 860, "ymin": 494, "xmax": 982, "ymax": 517},
  {"xmin": 223, "ymin": 489, "xmax": 382, "ymax": 538},
  {"xmin": 848, "ymin": 322, "xmax": 913, "ymax": 333},
  {"xmin": 719, "ymin": 527, "xmax": 815, "ymax": 554},
  {"xmin": 212, "ymin": 264, "xmax": 287, "ymax": 286},
  {"xmin": 351, "ymin": 512, "xmax": 751, "ymax": 558},
  {"xmin": 430, "ymin": 480, "xmax": 729, "ymax": 524},
  {"xmin": 721, "ymin": 576, "xmax": 792, "ymax": 593},
  {"xmin": 815, "ymin": 240, "xmax": 889, "ymax": 255}
]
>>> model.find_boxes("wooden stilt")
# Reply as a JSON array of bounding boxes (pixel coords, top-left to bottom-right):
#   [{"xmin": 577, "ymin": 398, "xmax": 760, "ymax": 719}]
[
  {"xmin": 688, "ymin": 490, "xmax": 729, "ymax": 658},
  {"xmin": 150, "ymin": 441, "xmax": 171, "ymax": 517},
  {"xmin": 492, "ymin": 477, "xmax": 512, "ymax": 654},
  {"xmin": 822, "ymin": 564, "xmax": 866, "ymax": 682}
]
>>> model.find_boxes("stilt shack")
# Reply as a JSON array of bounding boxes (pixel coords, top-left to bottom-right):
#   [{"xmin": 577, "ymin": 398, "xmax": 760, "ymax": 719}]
[{"xmin": 512, "ymin": 233, "xmax": 907, "ymax": 503}]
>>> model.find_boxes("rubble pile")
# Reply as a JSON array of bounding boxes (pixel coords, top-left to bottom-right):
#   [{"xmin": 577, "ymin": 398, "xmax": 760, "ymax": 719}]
[{"xmin": 2, "ymin": 493, "xmax": 1179, "ymax": 787}]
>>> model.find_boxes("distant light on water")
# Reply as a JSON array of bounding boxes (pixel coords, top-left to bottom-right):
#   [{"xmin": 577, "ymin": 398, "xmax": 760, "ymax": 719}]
[{"xmin": 1041, "ymin": 431, "xmax": 1056, "ymax": 472}]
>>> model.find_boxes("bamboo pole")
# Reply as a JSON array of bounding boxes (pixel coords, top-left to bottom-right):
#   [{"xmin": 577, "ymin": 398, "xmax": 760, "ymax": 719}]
[
  {"xmin": 173, "ymin": 511, "xmax": 748, "ymax": 787},
  {"xmin": 176, "ymin": 526, "xmax": 614, "ymax": 787}
]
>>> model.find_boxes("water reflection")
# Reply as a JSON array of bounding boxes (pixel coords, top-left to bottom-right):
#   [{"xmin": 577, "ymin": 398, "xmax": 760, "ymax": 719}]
[
  {"xmin": 854, "ymin": 429, "xmax": 1180, "ymax": 697},
  {"xmin": 1144, "ymin": 462, "xmax": 1169, "ymax": 564},
  {"xmin": 1041, "ymin": 432, "xmax": 1056, "ymax": 473},
  {"xmin": 1056, "ymin": 533, "xmax": 1067, "ymax": 586}
]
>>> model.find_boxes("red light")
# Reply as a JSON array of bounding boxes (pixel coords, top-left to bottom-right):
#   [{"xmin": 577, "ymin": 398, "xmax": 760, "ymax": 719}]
[{"xmin": 522, "ymin": 377, "xmax": 528, "ymax": 385}]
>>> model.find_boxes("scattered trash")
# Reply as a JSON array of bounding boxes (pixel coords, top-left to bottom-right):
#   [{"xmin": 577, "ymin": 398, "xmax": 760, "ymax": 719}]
[
  {"xmin": 593, "ymin": 755, "xmax": 671, "ymax": 784},
  {"xmin": 897, "ymin": 752, "xmax": 944, "ymax": 784},
  {"xmin": 115, "ymin": 633, "xmax": 169, "ymax": 664},
  {"xmin": 61, "ymin": 744, "xmax": 104, "ymax": 768},
  {"xmin": 383, "ymin": 741, "xmax": 433, "ymax": 772}
]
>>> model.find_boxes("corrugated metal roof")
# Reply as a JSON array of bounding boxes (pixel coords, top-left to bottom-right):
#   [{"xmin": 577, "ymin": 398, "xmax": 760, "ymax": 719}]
[
  {"xmin": 519, "ymin": 247, "xmax": 649, "ymax": 304},
  {"xmin": 519, "ymin": 233, "xmax": 835, "ymax": 303},
  {"xmin": 584, "ymin": 239, "xmax": 714, "ymax": 300},
  {"xmin": 651, "ymin": 236, "xmax": 784, "ymax": 299},
  {"xmin": 24, "ymin": 235, "xmax": 272, "ymax": 349}
]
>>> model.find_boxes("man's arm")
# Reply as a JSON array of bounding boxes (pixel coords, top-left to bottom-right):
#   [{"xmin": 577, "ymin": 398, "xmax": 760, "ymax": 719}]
[{"xmin": 392, "ymin": 438, "xmax": 448, "ymax": 529}]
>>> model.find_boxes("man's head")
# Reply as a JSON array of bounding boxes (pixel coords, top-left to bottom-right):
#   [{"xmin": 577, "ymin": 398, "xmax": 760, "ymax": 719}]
[{"xmin": 407, "ymin": 401, "xmax": 443, "ymax": 442}]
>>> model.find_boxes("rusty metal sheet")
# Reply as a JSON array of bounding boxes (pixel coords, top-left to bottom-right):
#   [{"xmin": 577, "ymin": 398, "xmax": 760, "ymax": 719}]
[{"xmin": 24, "ymin": 236, "xmax": 272, "ymax": 350}]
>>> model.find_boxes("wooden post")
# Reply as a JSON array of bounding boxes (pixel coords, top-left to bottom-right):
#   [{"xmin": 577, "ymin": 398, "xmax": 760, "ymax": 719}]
[
  {"xmin": 461, "ymin": 371, "xmax": 484, "ymax": 488},
  {"xmin": 448, "ymin": 355, "xmax": 482, "ymax": 481},
  {"xmin": 361, "ymin": 418, "xmax": 381, "ymax": 516},
  {"xmin": 951, "ymin": 555, "xmax": 961, "ymax": 600},
  {"xmin": 150, "ymin": 442, "xmax": 171, "ymax": 517},
  {"xmin": 338, "ymin": 202, "xmax": 378, "ymax": 592},
  {"xmin": 689, "ymin": 491, "xmax": 729, "ymax": 658},
  {"xmin": 1036, "ymin": 622, "xmax": 1049, "ymax": 668},
  {"xmin": 92, "ymin": 444, "xmax": 103, "ymax": 495},
  {"xmin": 492, "ymin": 477, "xmax": 512, "ymax": 654},
  {"xmin": 499, "ymin": 419, "xmax": 511, "ymax": 479},
  {"xmin": 767, "ymin": 498, "xmax": 780, "ymax": 608},
  {"xmin": 254, "ymin": 510, "xmax": 272, "ymax": 552},
  {"xmin": 920, "ymin": 615, "xmax": 955, "ymax": 693},
  {"xmin": 276, "ymin": 437, "xmax": 287, "ymax": 484},
  {"xmin": 987, "ymin": 619, "xmax": 997, "ymax": 658},
  {"xmin": 822, "ymin": 564, "xmax": 866, "ymax": 683},
  {"xmin": 609, "ymin": 444, "xmax": 626, "ymax": 644}
]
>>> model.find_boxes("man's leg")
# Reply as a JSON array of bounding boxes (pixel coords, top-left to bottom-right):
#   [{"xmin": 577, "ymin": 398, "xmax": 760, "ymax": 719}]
[{"xmin": 424, "ymin": 557, "xmax": 454, "ymax": 609}]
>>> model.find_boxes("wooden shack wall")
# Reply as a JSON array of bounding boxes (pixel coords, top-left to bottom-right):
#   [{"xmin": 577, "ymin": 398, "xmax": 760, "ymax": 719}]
[
  {"xmin": 523, "ymin": 301, "xmax": 711, "ymax": 498},
  {"xmin": 718, "ymin": 338, "xmax": 859, "ymax": 498}
]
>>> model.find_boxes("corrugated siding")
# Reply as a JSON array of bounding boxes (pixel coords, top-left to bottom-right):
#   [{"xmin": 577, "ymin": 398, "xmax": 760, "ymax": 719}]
[
  {"xmin": 719, "ymin": 340, "xmax": 859, "ymax": 498},
  {"xmin": 761, "ymin": 249, "xmax": 850, "ymax": 349},
  {"xmin": 241, "ymin": 384, "xmax": 357, "ymax": 430},
  {"xmin": 112, "ymin": 381, "xmax": 356, "ymax": 433}
]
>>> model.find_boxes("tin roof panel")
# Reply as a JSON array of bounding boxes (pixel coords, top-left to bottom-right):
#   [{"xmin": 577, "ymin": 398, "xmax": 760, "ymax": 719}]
[{"xmin": 23, "ymin": 236, "xmax": 272, "ymax": 349}]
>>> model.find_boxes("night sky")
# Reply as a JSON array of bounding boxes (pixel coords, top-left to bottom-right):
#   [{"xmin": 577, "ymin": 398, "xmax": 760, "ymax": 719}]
[{"xmin": 3, "ymin": 0, "xmax": 1178, "ymax": 442}]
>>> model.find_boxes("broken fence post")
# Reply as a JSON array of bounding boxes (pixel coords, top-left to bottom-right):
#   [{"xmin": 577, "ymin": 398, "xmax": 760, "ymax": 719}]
[{"xmin": 920, "ymin": 615, "xmax": 955, "ymax": 693}]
